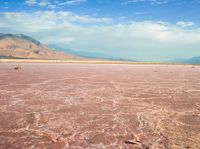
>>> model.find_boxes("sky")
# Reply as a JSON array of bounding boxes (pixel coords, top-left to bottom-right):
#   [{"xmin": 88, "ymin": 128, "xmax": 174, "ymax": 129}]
[{"xmin": 0, "ymin": 0, "xmax": 200, "ymax": 61}]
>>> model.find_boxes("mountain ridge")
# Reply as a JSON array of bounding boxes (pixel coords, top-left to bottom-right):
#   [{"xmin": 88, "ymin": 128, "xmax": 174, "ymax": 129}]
[
  {"xmin": 49, "ymin": 44, "xmax": 136, "ymax": 62},
  {"xmin": 0, "ymin": 33, "xmax": 80, "ymax": 60},
  {"xmin": 180, "ymin": 56, "xmax": 200, "ymax": 64},
  {"xmin": 170, "ymin": 56, "xmax": 200, "ymax": 64}
]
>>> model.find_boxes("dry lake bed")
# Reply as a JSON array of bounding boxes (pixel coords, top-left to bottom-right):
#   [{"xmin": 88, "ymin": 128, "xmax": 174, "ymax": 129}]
[{"xmin": 0, "ymin": 63, "xmax": 200, "ymax": 149}]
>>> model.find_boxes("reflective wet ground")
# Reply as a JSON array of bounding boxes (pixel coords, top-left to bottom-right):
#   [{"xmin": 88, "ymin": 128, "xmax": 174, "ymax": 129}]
[{"xmin": 0, "ymin": 63, "xmax": 200, "ymax": 149}]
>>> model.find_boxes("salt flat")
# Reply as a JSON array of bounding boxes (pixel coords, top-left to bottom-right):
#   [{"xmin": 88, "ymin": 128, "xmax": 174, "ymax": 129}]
[{"xmin": 0, "ymin": 63, "xmax": 200, "ymax": 149}]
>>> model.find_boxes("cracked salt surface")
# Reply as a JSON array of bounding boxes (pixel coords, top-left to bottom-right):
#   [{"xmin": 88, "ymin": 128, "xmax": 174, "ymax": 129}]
[{"xmin": 0, "ymin": 63, "xmax": 200, "ymax": 149}]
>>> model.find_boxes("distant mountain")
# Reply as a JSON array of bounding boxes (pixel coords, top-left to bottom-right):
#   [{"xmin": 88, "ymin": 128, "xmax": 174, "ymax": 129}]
[
  {"xmin": 169, "ymin": 56, "xmax": 200, "ymax": 64},
  {"xmin": 180, "ymin": 56, "xmax": 200, "ymax": 64},
  {"xmin": 0, "ymin": 33, "xmax": 80, "ymax": 60},
  {"xmin": 49, "ymin": 44, "xmax": 136, "ymax": 61}
]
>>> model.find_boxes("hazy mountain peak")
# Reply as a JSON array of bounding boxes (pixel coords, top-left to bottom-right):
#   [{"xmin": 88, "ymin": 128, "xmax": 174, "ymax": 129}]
[
  {"xmin": 0, "ymin": 33, "xmax": 41, "ymax": 46},
  {"xmin": 0, "ymin": 33, "xmax": 80, "ymax": 60}
]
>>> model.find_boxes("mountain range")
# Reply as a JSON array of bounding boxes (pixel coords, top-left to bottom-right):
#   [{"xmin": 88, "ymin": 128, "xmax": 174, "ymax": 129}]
[
  {"xmin": 49, "ymin": 44, "xmax": 135, "ymax": 61},
  {"xmin": 0, "ymin": 33, "xmax": 199, "ymax": 64},
  {"xmin": 173, "ymin": 57, "xmax": 200, "ymax": 64},
  {"xmin": 0, "ymin": 33, "xmax": 80, "ymax": 60},
  {"xmin": 169, "ymin": 56, "xmax": 200, "ymax": 64}
]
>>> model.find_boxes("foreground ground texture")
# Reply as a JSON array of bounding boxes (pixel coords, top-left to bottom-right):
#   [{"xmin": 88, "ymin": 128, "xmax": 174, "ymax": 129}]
[{"xmin": 0, "ymin": 63, "xmax": 200, "ymax": 149}]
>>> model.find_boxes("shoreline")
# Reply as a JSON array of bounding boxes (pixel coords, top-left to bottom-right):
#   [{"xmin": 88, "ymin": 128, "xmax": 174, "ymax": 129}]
[{"xmin": 0, "ymin": 58, "xmax": 198, "ymax": 65}]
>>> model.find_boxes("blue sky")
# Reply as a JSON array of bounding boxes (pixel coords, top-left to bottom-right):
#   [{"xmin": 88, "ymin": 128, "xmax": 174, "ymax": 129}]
[{"xmin": 0, "ymin": 0, "xmax": 200, "ymax": 61}]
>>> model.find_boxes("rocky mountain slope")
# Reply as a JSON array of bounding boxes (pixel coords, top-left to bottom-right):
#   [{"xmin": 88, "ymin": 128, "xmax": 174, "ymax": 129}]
[{"xmin": 0, "ymin": 33, "xmax": 80, "ymax": 60}]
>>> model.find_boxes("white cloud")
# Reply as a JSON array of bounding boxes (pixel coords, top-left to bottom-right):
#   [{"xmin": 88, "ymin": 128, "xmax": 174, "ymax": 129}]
[
  {"xmin": 25, "ymin": 0, "xmax": 87, "ymax": 8},
  {"xmin": 176, "ymin": 21, "xmax": 195, "ymax": 27},
  {"xmin": 134, "ymin": 11, "xmax": 148, "ymax": 15},
  {"xmin": 64, "ymin": 0, "xmax": 87, "ymax": 5},
  {"xmin": 150, "ymin": 0, "xmax": 169, "ymax": 4},
  {"xmin": 122, "ymin": 0, "xmax": 145, "ymax": 5},
  {"xmin": 0, "ymin": 11, "xmax": 200, "ymax": 61},
  {"xmin": 26, "ymin": 0, "xmax": 37, "ymax": 5},
  {"xmin": 122, "ymin": 0, "xmax": 169, "ymax": 5},
  {"xmin": 38, "ymin": 0, "xmax": 50, "ymax": 6},
  {"xmin": 25, "ymin": 0, "xmax": 53, "ymax": 7}
]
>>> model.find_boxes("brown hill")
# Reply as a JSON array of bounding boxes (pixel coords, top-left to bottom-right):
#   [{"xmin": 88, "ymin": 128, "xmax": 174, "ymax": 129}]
[{"xmin": 0, "ymin": 33, "xmax": 80, "ymax": 60}]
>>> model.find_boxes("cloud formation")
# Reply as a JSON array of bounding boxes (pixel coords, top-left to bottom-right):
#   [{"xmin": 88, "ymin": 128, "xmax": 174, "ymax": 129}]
[
  {"xmin": 0, "ymin": 11, "xmax": 200, "ymax": 61},
  {"xmin": 64, "ymin": 0, "xmax": 87, "ymax": 5},
  {"xmin": 176, "ymin": 21, "xmax": 195, "ymax": 27},
  {"xmin": 122, "ymin": 0, "xmax": 169, "ymax": 5},
  {"xmin": 26, "ymin": 0, "xmax": 50, "ymax": 6},
  {"xmin": 25, "ymin": 0, "xmax": 87, "ymax": 8}
]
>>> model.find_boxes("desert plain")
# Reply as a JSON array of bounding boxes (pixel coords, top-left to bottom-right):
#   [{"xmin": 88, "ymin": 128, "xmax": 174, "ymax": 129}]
[{"xmin": 0, "ymin": 63, "xmax": 200, "ymax": 149}]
